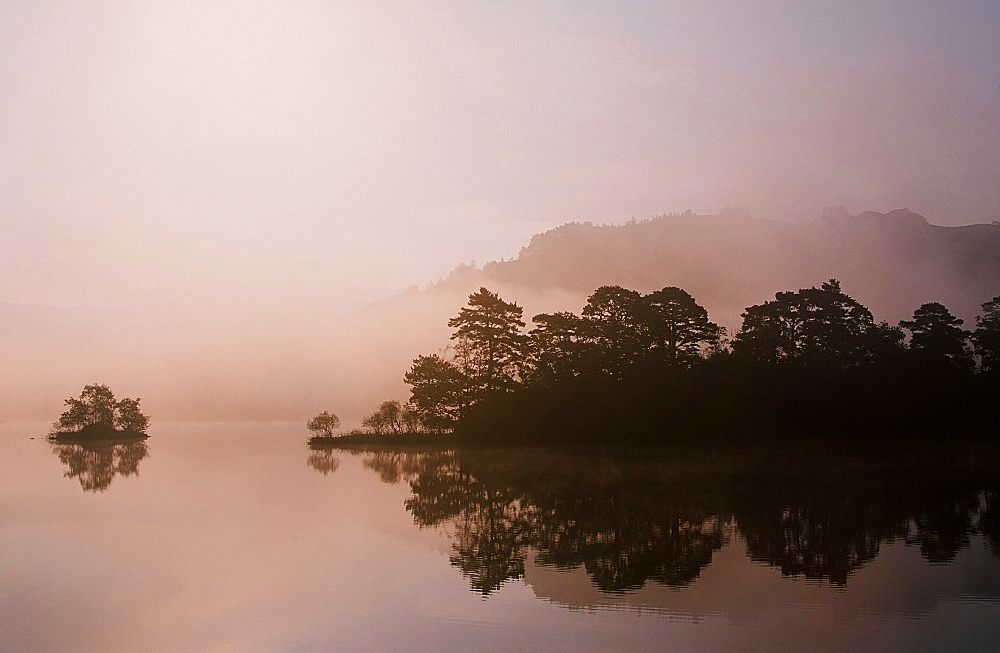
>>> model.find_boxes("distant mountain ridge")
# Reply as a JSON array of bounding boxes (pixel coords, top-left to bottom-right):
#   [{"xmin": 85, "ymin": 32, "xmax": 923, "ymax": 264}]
[{"xmin": 434, "ymin": 208, "xmax": 1000, "ymax": 328}]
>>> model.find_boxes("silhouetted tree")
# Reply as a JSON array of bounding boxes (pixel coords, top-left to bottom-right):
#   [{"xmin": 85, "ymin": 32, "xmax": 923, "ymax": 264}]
[
  {"xmin": 900, "ymin": 302, "xmax": 973, "ymax": 370},
  {"xmin": 580, "ymin": 285, "xmax": 644, "ymax": 375},
  {"xmin": 401, "ymin": 404, "xmax": 423, "ymax": 432},
  {"xmin": 582, "ymin": 285, "xmax": 642, "ymax": 324},
  {"xmin": 973, "ymin": 296, "xmax": 1000, "ymax": 372},
  {"xmin": 404, "ymin": 280, "xmax": 994, "ymax": 443},
  {"xmin": 405, "ymin": 354, "xmax": 469, "ymax": 432},
  {"xmin": 448, "ymin": 288, "xmax": 528, "ymax": 395},
  {"xmin": 54, "ymin": 384, "xmax": 150, "ymax": 434},
  {"xmin": 114, "ymin": 398, "xmax": 150, "ymax": 433},
  {"xmin": 56, "ymin": 384, "xmax": 117, "ymax": 430},
  {"xmin": 732, "ymin": 280, "xmax": 893, "ymax": 368},
  {"xmin": 363, "ymin": 400, "xmax": 406, "ymax": 435},
  {"xmin": 635, "ymin": 286, "xmax": 721, "ymax": 364},
  {"xmin": 527, "ymin": 311, "xmax": 589, "ymax": 385},
  {"xmin": 307, "ymin": 411, "xmax": 341, "ymax": 438}
]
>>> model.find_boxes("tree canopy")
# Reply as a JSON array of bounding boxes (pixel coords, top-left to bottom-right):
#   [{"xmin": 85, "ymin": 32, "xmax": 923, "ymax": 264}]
[
  {"xmin": 973, "ymin": 296, "xmax": 1000, "ymax": 372},
  {"xmin": 54, "ymin": 384, "xmax": 150, "ymax": 435},
  {"xmin": 900, "ymin": 302, "xmax": 973, "ymax": 370},
  {"xmin": 732, "ymin": 279, "xmax": 899, "ymax": 367},
  {"xmin": 527, "ymin": 311, "xmax": 589, "ymax": 385},
  {"xmin": 404, "ymin": 354, "xmax": 469, "ymax": 432},
  {"xmin": 580, "ymin": 285, "xmax": 645, "ymax": 375},
  {"xmin": 448, "ymin": 287, "xmax": 528, "ymax": 395},
  {"xmin": 362, "ymin": 400, "xmax": 420, "ymax": 435},
  {"xmin": 306, "ymin": 411, "xmax": 341, "ymax": 438},
  {"xmin": 636, "ymin": 286, "xmax": 722, "ymax": 365},
  {"xmin": 400, "ymin": 281, "xmax": 996, "ymax": 443}
]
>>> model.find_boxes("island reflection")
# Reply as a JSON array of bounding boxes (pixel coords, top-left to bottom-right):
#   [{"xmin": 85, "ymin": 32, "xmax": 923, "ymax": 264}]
[
  {"xmin": 310, "ymin": 443, "xmax": 1000, "ymax": 595},
  {"xmin": 50, "ymin": 438, "xmax": 150, "ymax": 492}
]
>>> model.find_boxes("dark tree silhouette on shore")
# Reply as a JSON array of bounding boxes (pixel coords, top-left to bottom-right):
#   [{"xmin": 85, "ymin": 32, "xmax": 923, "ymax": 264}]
[
  {"xmin": 635, "ymin": 286, "xmax": 721, "ymax": 365},
  {"xmin": 307, "ymin": 411, "xmax": 341, "ymax": 437},
  {"xmin": 732, "ymin": 280, "xmax": 900, "ymax": 368},
  {"xmin": 580, "ymin": 285, "xmax": 645, "ymax": 375},
  {"xmin": 405, "ymin": 354, "xmax": 469, "ymax": 432},
  {"xmin": 402, "ymin": 280, "xmax": 994, "ymax": 443},
  {"xmin": 527, "ymin": 311, "xmax": 589, "ymax": 385},
  {"xmin": 448, "ymin": 287, "xmax": 528, "ymax": 396},
  {"xmin": 973, "ymin": 296, "xmax": 1000, "ymax": 372},
  {"xmin": 900, "ymin": 302, "xmax": 973, "ymax": 370}
]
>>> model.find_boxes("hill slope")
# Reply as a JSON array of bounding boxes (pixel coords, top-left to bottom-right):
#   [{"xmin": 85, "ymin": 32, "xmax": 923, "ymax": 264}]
[{"xmin": 434, "ymin": 208, "xmax": 1000, "ymax": 328}]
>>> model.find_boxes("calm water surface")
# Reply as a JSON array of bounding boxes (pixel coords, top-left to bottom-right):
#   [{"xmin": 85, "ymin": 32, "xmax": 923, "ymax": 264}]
[{"xmin": 2, "ymin": 421, "xmax": 999, "ymax": 651}]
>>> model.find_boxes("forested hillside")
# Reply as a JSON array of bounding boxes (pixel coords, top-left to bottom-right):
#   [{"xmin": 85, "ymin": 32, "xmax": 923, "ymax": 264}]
[{"xmin": 435, "ymin": 208, "xmax": 1000, "ymax": 328}]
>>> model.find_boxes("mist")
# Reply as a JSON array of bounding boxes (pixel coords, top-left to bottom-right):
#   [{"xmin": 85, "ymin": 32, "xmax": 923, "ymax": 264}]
[{"xmin": 3, "ymin": 1, "xmax": 999, "ymax": 423}]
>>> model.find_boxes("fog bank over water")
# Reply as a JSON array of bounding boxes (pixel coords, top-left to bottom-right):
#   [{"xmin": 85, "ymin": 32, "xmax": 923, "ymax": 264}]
[{"xmin": 3, "ymin": 210, "xmax": 998, "ymax": 424}]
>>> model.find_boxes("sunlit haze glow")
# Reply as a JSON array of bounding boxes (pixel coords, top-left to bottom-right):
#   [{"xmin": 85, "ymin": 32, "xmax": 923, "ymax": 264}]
[{"xmin": 3, "ymin": 1, "xmax": 999, "ymax": 421}]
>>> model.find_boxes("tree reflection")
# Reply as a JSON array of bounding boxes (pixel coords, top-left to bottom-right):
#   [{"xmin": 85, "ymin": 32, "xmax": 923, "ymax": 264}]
[
  {"xmin": 318, "ymin": 445, "xmax": 1000, "ymax": 596},
  {"xmin": 736, "ymin": 465, "xmax": 1000, "ymax": 584},
  {"xmin": 735, "ymin": 483, "xmax": 911, "ymax": 585},
  {"xmin": 306, "ymin": 448, "xmax": 340, "ymax": 475},
  {"xmin": 980, "ymin": 489, "xmax": 1000, "ymax": 558},
  {"xmin": 905, "ymin": 486, "xmax": 982, "ymax": 563},
  {"xmin": 343, "ymin": 449, "xmax": 731, "ymax": 594},
  {"xmin": 364, "ymin": 451, "xmax": 440, "ymax": 485},
  {"xmin": 50, "ymin": 438, "xmax": 149, "ymax": 492},
  {"xmin": 405, "ymin": 458, "xmax": 535, "ymax": 594},
  {"xmin": 528, "ymin": 484, "xmax": 725, "ymax": 592}
]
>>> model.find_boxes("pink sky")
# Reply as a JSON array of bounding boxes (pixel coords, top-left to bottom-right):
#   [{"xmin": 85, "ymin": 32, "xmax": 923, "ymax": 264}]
[{"xmin": 2, "ymin": 1, "xmax": 998, "ymax": 309}]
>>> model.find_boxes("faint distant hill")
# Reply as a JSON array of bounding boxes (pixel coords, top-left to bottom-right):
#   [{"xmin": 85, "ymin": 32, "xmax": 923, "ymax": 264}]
[{"xmin": 430, "ymin": 208, "xmax": 1000, "ymax": 328}]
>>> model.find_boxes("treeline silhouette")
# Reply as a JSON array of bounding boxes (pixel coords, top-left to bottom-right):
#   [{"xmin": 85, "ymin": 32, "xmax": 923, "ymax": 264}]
[
  {"xmin": 393, "ymin": 281, "xmax": 998, "ymax": 444},
  {"xmin": 321, "ymin": 446, "xmax": 1000, "ymax": 595}
]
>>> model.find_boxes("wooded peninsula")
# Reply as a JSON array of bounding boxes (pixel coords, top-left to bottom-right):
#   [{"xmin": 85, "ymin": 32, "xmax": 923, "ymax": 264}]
[{"xmin": 311, "ymin": 280, "xmax": 999, "ymax": 445}]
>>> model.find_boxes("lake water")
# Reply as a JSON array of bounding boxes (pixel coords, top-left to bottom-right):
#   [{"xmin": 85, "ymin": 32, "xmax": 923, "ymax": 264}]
[{"xmin": 3, "ymin": 421, "xmax": 999, "ymax": 651}]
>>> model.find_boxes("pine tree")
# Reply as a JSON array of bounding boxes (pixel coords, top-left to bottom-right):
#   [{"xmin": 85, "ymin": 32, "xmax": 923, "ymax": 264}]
[{"xmin": 447, "ymin": 288, "xmax": 528, "ymax": 395}]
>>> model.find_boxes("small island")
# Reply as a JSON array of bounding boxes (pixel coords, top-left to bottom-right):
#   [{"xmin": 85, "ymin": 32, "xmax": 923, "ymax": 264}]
[{"xmin": 48, "ymin": 383, "xmax": 151, "ymax": 442}]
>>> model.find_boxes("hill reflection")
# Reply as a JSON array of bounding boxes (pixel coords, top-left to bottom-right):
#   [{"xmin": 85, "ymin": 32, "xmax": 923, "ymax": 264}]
[
  {"xmin": 310, "ymin": 444, "xmax": 1000, "ymax": 595},
  {"xmin": 50, "ymin": 438, "xmax": 150, "ymax": 492}
]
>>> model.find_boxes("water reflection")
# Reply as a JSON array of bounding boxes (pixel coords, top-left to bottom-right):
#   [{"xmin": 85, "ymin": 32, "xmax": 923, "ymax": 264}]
[
  {"xmin": 50, "ymin": 437, "xmax": 150, "ymax": 492},
  {"xmin": 306, "ymin": 448, "xmax": 340, "ymax": 475},
  {"xmin": 309, "ymin": 444, "xmax": 1000, "ymax": 595}
]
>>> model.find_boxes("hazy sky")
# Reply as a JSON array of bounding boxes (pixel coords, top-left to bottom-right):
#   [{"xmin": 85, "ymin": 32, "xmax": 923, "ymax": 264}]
[{"xmin": 2, "ymin": 0, "xmax": 999, "ymax": 308}]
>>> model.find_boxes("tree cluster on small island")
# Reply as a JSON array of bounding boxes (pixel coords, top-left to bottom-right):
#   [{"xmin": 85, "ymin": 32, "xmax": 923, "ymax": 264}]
[{"xmin": 50, "ymin": 384, "xmax": 150, "ymax": 439}]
